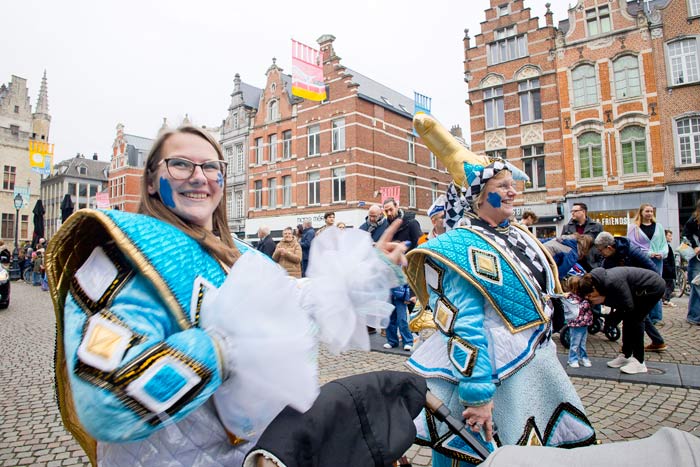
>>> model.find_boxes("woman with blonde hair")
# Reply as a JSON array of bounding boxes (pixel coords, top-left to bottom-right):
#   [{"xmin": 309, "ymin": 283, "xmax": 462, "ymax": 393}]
[
  {"xmin": 682, "ymin": 199, "xmax": 700, "ymax": 325},
  {"xmin": 627, "ymin": 203, "xmax": 667, "ymax": 324}
]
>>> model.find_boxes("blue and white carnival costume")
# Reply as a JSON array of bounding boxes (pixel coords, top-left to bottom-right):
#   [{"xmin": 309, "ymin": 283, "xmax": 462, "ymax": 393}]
[{"xmin": 46, "ymin": 209, "xmax": 400, "ymax": 466}]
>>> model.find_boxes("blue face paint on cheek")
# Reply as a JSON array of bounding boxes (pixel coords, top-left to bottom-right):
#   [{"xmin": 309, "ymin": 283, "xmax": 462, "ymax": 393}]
[
  {"xmin": 217, "ymin": 172, "xmax": 224, "ymax": 188},
  {"xmin": 159, "ymin": 177, "xmax": 176, "ymax": 208},
  {"xmin": 486, "ymin": 192, "xmax": 502, "ymax": 208}
]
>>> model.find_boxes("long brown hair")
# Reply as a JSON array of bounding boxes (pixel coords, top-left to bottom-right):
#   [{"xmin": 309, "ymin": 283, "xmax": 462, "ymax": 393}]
[
  {"xmin": 633, "ymin": 203, "xmax": 656, "ymax": 226},
  {"xmin": 138, "ymin": 126, "xmax": 240, "ymax": 266}
]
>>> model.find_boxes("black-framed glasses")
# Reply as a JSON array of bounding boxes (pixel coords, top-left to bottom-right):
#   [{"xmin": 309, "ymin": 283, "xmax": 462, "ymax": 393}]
[{"xmin": 160, "ymin": 158, "xmax": 227, "ymax": 181}]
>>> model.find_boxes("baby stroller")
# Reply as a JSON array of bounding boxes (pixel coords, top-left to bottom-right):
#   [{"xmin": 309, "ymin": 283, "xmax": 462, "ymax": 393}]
[{"xmin": 556, "ymin": 264, "xmax": 621, "ymax": 349}]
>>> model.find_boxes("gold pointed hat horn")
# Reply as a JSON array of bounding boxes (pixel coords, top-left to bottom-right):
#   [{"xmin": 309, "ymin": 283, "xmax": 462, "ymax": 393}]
[{"xmin": 413, "ymin": 113, "xmax": 489, "ymax": 187}]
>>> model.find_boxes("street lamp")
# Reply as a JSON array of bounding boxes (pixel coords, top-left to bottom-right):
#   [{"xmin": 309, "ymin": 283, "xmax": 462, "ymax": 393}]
[{"xmin": 9, "ymin": 193, "xmax": 23, "ymax": 280}]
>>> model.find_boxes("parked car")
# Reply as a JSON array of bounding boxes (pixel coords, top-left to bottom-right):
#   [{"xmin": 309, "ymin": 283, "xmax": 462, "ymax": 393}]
[{"xmin": 0, "ymin": 262, "xmax": 10, "ymax": 309}]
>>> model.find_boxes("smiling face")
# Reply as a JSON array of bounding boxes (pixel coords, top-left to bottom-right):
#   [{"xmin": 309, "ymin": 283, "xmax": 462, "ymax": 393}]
[
  {"xmin": 477, "ymin": 171, "xmax": 518, "ymax": 225},
  {"xmin": 641, "ymin": 205, "xmax": 655, "ymax": 224},
  {"xmin": 283, "ymin": 228, "xmax": 294, "ymax": 241},
  {"xmin": 147, "ymin": 132, "xmax": 224, "ymax": 231}
]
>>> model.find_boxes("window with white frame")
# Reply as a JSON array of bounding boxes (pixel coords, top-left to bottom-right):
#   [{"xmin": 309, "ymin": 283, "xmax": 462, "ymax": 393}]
[
  {"xmin": 522, "ymin": 145, "xmax": 546, "ymax": 190},
  {"xmin": 497, "ymin": 4, "xmax": 510, "ymax": 17},
  {"xmin": 488, "ymin": 26, "xmax": 527, "ymax": 65},
  {"xmin": 235, "ymin": 143, "xmax": 244, "ymax": 173},
  {"xmin": 431, "ymin": 182, "xmax": 439, "ymax": 202},
  {"xmin": 408, "ymin": 134, "xmax": 416, "ymax": 163},
  {"xmin": 20, "ymin": 214, "xmax": 28, "ymax": 239},
  {"xmin": 578, "ymin": 132, "xmax": 604, "ymax": 179},
  {"xmin": 519, "ymin": 78, "xmax": 541, "ymax": 123},
  {"xmin": 689, "ymin": 0, "xmax": 700, "ymax": 17},
  {"xmin": 586, "ymin": 5, "xmax": 611, "ymax": 36},
  {"xmin": 484, "ymin": 86, "xmax": 504, "ymax": 129},
  {"xmin": 668, "ymin": 38, "xmax": 699, "ymax": 85},
  {"xmin": 254, "ymin": 180, "xmax": 263, "ymax": 208},
  {"xmin": 332, "ymin": 167, "xmax": 346, "ymax": 202},
  {"xmin": 620, "ymin": 126, "xmax": 648, "ymax": 175},
  {"xmin": 268, "ymin": 134, "xmax": 278, "ymax": 162},
  {"xmin": 234, "ymin": 190, "xmax": 244, "ymax": 218},
  {"xmin": 268, "ymin": 100, "xmax": 279, "ymax": 122},
  {"xmin": 308, "ymin": 171, "xmax": 320, "ymax": 205},
  {"xmin": 308, "ymin": 124, "xmax": 321, "ymax": 156},
  {"xmin": 282, "ymin": 175, "xmax": 292, "ymax": 207},
  {"xmin": 572, "ymin": 65, "xmax": 598, "ymax": 107},
  {"xmin": 3, "ymin": 165, "xmax": 16, "ymax": 190},
  {"xmin": 332, "ymin": 118, "xmax": 345, "ymax": 152},
  {"xmin": 225, "ymin": 146, "xmax": 234, "ymax": 176},
  {"xmin": 430, "ymin": 152, "xmax": 437, "ymax": 169},
  {"xmin": 613, "ymin": 55, "xmax": 642, "ymax": 99},
  {"xmin": 408, "ymin": 177, "xmax": 416, "ymax": 208},
  {"xmin": 282, "ymin": 130, "xmax": 292, "ymax": 159},
  {"xmin": 254, "ymin": 137, "xmax": 263, "ymax": 164},
  {"xmin": 677, "ymin": 116, "xmax": 700, "ymax": 165},
  {"xmin": 267, "ymin": 178, "xmax": 277, "ymax": 208}
]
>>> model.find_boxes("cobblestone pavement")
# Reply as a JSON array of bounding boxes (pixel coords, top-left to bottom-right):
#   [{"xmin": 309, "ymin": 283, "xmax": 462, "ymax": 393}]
[{"xmin": 1, "ymin": 281, "xmax": 699, "ymax": 467}]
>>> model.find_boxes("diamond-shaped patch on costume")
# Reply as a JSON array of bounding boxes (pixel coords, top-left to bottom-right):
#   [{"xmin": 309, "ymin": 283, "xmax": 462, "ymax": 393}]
[
  {"xmin": 544, "ymin": 405, "xmax": 596, "ymax": 447},
  {"xmin": 126, "ymin": 356, "xmax": 201, "ymax": 414},
  {"xmin": 469, "ymin": 247, "xmax": 502, "ymax": 285},
  {"xmin": 75, "ymin": 246, "xmax": 118, "ymax": 302},
  {"xmin": 77, "ymin": 313, "xmax": 133, "ymax": 372},
  {"xmin": 435, "ymin": 298, "xmax": 456, "ymax": 335},
  {"xmin": 448, "ymin": 336, "xmax": 478, "ymax": 377},
  {"xmin": 424, "ymin": 261, "xmax": 443, "ymax": 293},
  {"xmin": 439, "ymin": 432, "xmax": 490, "ymax": 464}
]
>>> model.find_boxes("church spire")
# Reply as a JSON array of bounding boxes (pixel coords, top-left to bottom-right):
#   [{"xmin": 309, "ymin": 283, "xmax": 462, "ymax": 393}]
[{"xmin": 35, "ymin": 70, "xmax": 49, "ymax": 115}]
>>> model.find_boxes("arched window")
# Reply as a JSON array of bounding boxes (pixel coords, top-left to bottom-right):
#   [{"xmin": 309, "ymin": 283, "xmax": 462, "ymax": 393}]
[
  {"xmin": 620, "ymin": 126, "xmax": 648, "ymax": 175},
  {"xmin": 572, "ymin": 65, "xmax": 597, "ymax": 107},
  {"xmin": 613, "ymin": 56, "xmax": 641, "ymax": 99},
  {"xmin": 267, "ymin": 100, "xmax": 279, "ymax": 122},
  {"xmin": 578, "ymin": 132, "xmax": 603, "ymax": 179}
]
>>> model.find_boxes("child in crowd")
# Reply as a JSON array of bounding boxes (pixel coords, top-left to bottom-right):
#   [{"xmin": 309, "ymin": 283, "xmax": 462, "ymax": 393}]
[
  {"xmin": 32, "ymin": 251, "xmax": 44, "ymax": 286},
  {"xmin": 565, "ymin": 276, "xmax": 594, "ymax": 368},
  {"xmin": 662, "ymin": 229, "xmax": 677, "ymax": 307}
]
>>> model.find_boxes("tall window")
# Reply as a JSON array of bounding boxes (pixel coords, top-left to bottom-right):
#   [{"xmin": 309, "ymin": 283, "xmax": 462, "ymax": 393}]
[
  {"xmin": 308, "ymin": 124, "xmax": 321, "ymax": 156},
  {"xmin": 488, "ymin": 26, "xmax": 527, "ymax": 65},
  {"xmin": 691, "ymin": 0, "xmax": 700, "ymax": 17},
  {"xmin": 408, "ymin": 177, "xmax": 416, "ymax": 208},
  {"xmin": 332, "ymin": 118, "xmax": 345, "ymax": 152},
  {"xmin": 232, "ymin": 113, "xmax": 239, "ymax": 130},
  {"xmin": 235, "ymin": 143, "xmax": 245, "ymax": 173},
  {"xmin": 20, "ymin": 214, "xmax": 29, "ymax": 239},
  {"xmin": 1, "ymin": 213, "xmax": 14, "ymax": 238},
  {"xmin": 431, "ymin": 182, "xmax": 439, "ymax": 202},
  {"xmin": 268, "ymin": 100, "xmax": 279, "ymax": 122},
  {"xmin": 519, "ymin": 78, "xmax": 541, "ymax": 123},
  {"xmin": 254, "ymin": 138, "xmax": 263, "ymax": 165},
  {"xmin": 677, "ymin": 116, "xmax": 700, "ymax": 165},
  {"xmin": 282, "ymin": 175, "xmax": 292, "ymax": 207},
  {"xmin": 586, "ymin": 5, "xmax": 611, "ymax": 36},
  {"xmin": 282, "ymin": 130, "xmax": 292, "ymax": 159},
  {"xmin": 308, "ymin": 171, "xmax": 320, "ymax": 205},
  {"xmin": 332, "ymin": 167, "xmax": 346, "ymax": 202},
  {"xmin": 522, "ymin": 145, "xmax": 546, "ymax": 190},
  {"xmin": 620, "ymin": 126, "xmax": 648, "ymax": 175},
  {"xmin": 613, "ymin": 56, "xmax": 641, "ymax": 99},
  {"xmin": 268, "ymin": 134, "xmax": 278, "ymax": 162},
  {"xmin": 225, "ymin": 146, "xmax": 234, "ymax": 176},
  {"xmin": 668, "ymin": 38, "xmax": 699, "ymax": 85},
  {"xmin": 254, "ymin": 180, "xmax": 263, "ymax": 209},
  {"xmin": 484, "ymin": 86, "xmax": 504, "ymax": 129},
  {"xmin": 234, "ymin": 190, "xmax": 244, "ymax": 218},
  {"xmin": 3, "ymin": 165, "xmax": 16, "ymax": 191},
  {"xmin": 407, "ymin": 134, "xmax": 416, "ymax": 162},
  {"xmin": 267, "ymin": 178, "xmax": 277, "ymax": 208},
  {"xmin": 578, "ymin": 132, "xmax": 604, "ymax": 179},
  {"xmin": 429, "ymin": 152, "xmax": 437, "ymax": 169},
  {"xmin": 572, "ymin": 65, "xmax": 597, "ymax": 107}
]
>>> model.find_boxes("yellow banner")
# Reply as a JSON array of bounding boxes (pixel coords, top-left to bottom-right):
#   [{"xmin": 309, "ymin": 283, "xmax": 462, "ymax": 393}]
[{"xmin": 28, "ymin": 140, "xmax": 54, "ymax": 175}]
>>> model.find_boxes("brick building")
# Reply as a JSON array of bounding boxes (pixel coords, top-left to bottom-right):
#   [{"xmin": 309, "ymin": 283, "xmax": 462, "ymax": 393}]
[
  {"xmin": 464, "ymin": 0, "xmax": 564, "ymax": 239},
  {"xmin": 107, "ymin": 124, "xmax": 153, "ymax": 212},
  {"xmin": 244, "ymin": 35, "xmax": 451, "ymax": 240},
  {"xmin": 0, "ymin": 73, "xmax": 49, "ymax": 245},
  {"xmin": 641, "ymin": 0, "xmax": 700, "ymax": 236}
]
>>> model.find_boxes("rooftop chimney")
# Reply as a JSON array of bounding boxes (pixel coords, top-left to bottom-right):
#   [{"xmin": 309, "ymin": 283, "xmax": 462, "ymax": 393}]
[{"xmin": 93, "ymin": 153, "xmax": 98, "ymax": 160}]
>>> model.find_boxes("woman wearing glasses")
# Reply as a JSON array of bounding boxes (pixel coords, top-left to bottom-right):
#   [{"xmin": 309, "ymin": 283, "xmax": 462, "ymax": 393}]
[{"xmin": 45, "ymin": 126, "xmax": 406, "ymax": 466}]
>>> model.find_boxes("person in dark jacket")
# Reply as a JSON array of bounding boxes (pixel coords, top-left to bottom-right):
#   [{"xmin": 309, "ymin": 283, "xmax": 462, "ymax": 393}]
[
  {"xmin": 594, "ymin": 231, "xmax": 667, "ymax": 353},
  {"xmin": 299, "ymin": 220, "xmax": 315, "ymax": 277},
  {"xmin": 577, "ymin": 267, "xmax": 665, "ymax": 375},
  {"xmin": 358, "ymin": 204, "xmax": 389, "ymax": 243},
  {"xmin": 382, "ymin": 198, "xmax": 422, "ymax": 252},
  {"xmin": 662, "ymin": 229, "xmax": 677, "ymax": 307},
  {"xmin": 562, "ymin": 203, "xmax": 603, "ymax": 270},
  {"xmin": 256, "ymin": 226, "xmax": 276, "ymax": 258}
]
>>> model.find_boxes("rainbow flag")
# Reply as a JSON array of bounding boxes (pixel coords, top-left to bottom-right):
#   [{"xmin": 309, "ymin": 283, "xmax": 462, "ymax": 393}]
[
  {"xmin": 29, "ymin": 140, "xmax": 54, "ymax": 176},
  {"xmin": 292, "ymin": 39, "xmax": 327, "ymax": 101}
]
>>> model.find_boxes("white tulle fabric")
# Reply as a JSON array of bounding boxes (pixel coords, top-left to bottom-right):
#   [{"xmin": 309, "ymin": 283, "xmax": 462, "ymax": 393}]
[
  {"xmin": 304, "ymin": 226, "xmax": 399, "ymax": 353},
  {"xmin": 200, "ymin": 252, "xmax": 318, "ymax": 440},
  {"xmin": 199, "ymin": 226, "xmax": 400, "ymax": 441}
]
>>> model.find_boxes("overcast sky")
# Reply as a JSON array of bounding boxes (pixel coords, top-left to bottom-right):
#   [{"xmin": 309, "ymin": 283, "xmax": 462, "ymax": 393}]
[{"xmin": 2, "ymin": 0, "xmax": 569, "ymax": 163}]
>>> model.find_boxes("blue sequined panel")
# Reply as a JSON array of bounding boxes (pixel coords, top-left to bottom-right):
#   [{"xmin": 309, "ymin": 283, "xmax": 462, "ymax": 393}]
[{"xmin": 421, "ymin": 229, "xmax": 543, "ymax": 331}]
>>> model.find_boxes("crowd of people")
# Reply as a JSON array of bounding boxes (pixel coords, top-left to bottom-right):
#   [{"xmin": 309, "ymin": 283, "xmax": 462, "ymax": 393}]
[{"xmin": 39, "ymin": 114, "xmax": 700, "ymax": 467}]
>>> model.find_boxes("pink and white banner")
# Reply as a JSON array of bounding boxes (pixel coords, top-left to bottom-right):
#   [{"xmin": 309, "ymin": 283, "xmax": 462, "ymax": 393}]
[
  {"xmin": 379, "ymin": 186, "xmax": 401, "ymax": 204},
  {"xmin": 291, "ymin": 39, "xmax": 326, "ymax": 101}
]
